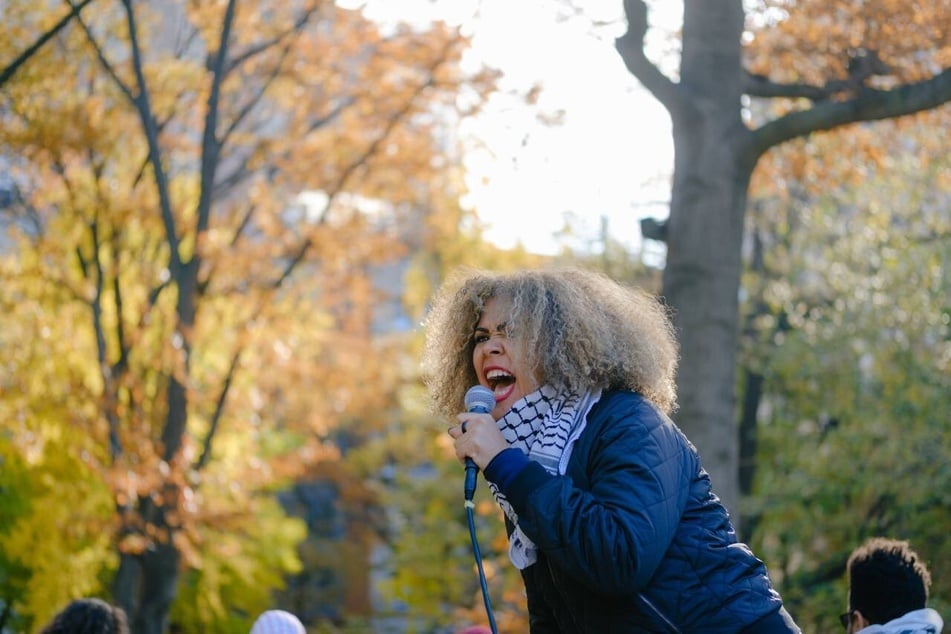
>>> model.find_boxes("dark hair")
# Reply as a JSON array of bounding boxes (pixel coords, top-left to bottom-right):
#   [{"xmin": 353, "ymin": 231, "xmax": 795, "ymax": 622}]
[
  {"xmin": 39, "ymin": 598, "xmax": 130, "ymax": 634},
  {"xmin": 847, "ymin": 537, "xmax": 931, "ymax": 625}
]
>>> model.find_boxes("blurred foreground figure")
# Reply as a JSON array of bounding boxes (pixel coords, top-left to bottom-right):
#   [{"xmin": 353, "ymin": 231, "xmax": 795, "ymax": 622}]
[
  {"xmin": 842, "ymin": 537, "xmax": 943, "ymax": 633},
  {"xmin": 39, "ymin": 598, "xmax": 129, "ymax": 634},
  {"xmin": 427, "ymin": 268, "xmax": 801, "ymax": 632},
  {"xmin": 249, "ymin": 609, "xmax": 306, "ymax": 634}
]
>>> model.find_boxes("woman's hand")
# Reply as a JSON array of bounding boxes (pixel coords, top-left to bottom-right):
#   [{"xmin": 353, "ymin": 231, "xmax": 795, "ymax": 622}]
[{"xmin": 447, "ymin": 412, "xmax": 508, "ymax": 470}]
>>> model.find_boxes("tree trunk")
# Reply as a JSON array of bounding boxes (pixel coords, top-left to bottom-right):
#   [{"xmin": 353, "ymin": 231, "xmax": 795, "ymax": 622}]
[
  {"xmin": 660, "ymin": 1, "xmax": 749, "ymax": 518},
  {"xmin": 113, "ymin": 485, "xmax": 183, "ymax": 634},
  {"xmin": 115, "ymin": 543, "xmax": 181, "ymax": 634},
  {"xmin": 737, "ymin": 368, "xmax": 764, "ymax": 541},
  {"xmin": 663, "ymin": 158, "xmax": 750, "ymax": 518}
]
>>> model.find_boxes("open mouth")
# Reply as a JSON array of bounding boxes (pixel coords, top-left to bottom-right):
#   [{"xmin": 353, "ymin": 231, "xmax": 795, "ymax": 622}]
[{"xmin": 486, "ymin": 369, "xmax": 515, "ymax": 392}]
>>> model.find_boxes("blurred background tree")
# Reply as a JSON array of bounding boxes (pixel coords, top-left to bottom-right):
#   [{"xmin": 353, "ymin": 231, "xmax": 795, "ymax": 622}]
[
  {"xmin": 738, "ymin": 109, "xmax": 951, "ymax": 632},
  {"xmin": 0, "ymin": 0, "xmax": 497, "ymax": 632}
]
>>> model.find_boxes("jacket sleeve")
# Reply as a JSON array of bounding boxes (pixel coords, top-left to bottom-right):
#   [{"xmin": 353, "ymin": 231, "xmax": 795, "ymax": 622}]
[{"xmin": 501, "ymin": 395, "xmax": 693, "ymax": 596}]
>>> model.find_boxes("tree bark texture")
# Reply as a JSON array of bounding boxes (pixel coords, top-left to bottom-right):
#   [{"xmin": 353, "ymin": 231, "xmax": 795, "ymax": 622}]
[
  {"xmin": 619, "ymin": 0, "xmax": 751, "ymax": 516},
  {"xmin": 115, "ymin": 544, "xmax": 181, "ymax": 634},
  {"xmin": 617, "ymin": 0, "xmax": 951, "ymax": 521}
]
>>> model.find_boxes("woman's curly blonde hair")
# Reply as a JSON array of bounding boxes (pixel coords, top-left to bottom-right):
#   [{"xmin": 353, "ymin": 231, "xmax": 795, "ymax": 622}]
[{"xmin": 421, "ymin": 267, "xmax": 679, "ymax": 418}]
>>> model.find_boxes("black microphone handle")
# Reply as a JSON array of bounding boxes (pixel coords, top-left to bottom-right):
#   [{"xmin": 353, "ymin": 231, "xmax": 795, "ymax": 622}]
[{"xmin": 464, "ymin": 458, "xmax": 479, "ymax": 501}]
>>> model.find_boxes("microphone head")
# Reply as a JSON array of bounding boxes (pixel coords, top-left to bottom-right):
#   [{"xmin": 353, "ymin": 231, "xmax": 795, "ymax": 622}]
[{"xmin": 464, "ymin": 385, "xmax": 496, "ymax": 413}]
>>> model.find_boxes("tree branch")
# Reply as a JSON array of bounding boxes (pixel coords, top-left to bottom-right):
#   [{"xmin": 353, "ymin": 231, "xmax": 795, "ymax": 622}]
[
  {"xmin": 192, "ymin": 4, "xmax": 323, "ymax": 466},
  {"xmin": 0, "ymin": 0, "xmax": 96, "ymax": 88},
  {"xmin": 195, "ymin": 202, "xmax": 258, "ymax": 297},
  {"xmin": 270, "ymin": 37, "xmax": 461, "ymax": 290},
  {"xmin": 110, "ymin": 1, "xmax": 183, "ymax": 274},
  {"xmin": 221, "ymin": 4, "xmax": 321, "ymax": 77},
  {"xmin": 216, "ymin": 8, "xmax": 340, "ymax": 182},
  {"xmin": 614, "ymin": 0, "xmax": 682, "ymax": 115},
  {"xmin": 217, "ymin": 45, "xmax": 291, "ymax": 149},
  {"xmin": 81, "ymin": 205, "xmax": 125, "ymax": 461},
  {"xmin": 74, "ymin": 7, "xmax": 135, "ymax": 103},
  {"xmin": 195, "ymin": 349, "xmax": 243, "ymax": 470},
  {"xmin": 743, "ymin": 72, "xmax": 831, "ymax": 101},
  {"xmin": 195, "ymin": 0, "xmax": 236, "ymax": 245},
  {"xmin": 747, "ymin": 67, "xmax": 951, "ymax": 164},
  {"xmin": 744, "ymin": 49, "xmax": 894, "ymax": 101}
]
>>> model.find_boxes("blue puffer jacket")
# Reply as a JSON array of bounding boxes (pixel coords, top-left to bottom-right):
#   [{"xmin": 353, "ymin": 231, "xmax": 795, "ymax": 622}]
[{"xmin": 493, "ymin": 390, "xmax": 789, "ymax": 633}]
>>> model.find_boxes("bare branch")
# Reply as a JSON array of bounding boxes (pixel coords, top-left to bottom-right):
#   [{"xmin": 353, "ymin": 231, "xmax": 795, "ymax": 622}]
[
  {"xmin": 195, "ymin": 349, "xmax": 243, "ymax": 470},
  {"xmin": 744, "ymin": 49, "xmax": 894, "ymax": 101},
  {"xmin": 81, "ymin": 203, "xmax": 125, "ymax": 460},
  {"xmin": 74, "ymin": 7, "xmax": 136, "ymax": 103},
  {"xmin": 743, "ymin": 73, "xmax": 831, "ymax": 100},
  {"xmin": 217, "ymin": 48, "xmax": 290, "ymax": 148},
  {"xmin": 115, "ymin": 0, "xmax": 183, "ymax": 274},
  {"xmin": 0, "ymin": 0, "xmax": 96, "ymax": 88},
  {"xmin": 746, "ymin": 67, "xmax": 951, "ymax": 164},
  {"xmin": 222, "ymin": 5, "xmax": 321, "ymax": 77},
  {"xmin": 195, "ymin": 0, "xmax": 237, "ymax": 246},
  {"xmin": 614, "ymin": 0, "xmax": 683, "ymax": 115},
  {"xmin": 208, "ymin": 94, "xmax": 354, "ymax": 202},
  {"xmin": 214, "ymin": 5, "xmax": 333, "ymax": 194}
]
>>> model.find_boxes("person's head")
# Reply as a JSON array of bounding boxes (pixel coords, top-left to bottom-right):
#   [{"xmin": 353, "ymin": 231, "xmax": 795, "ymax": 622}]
[
  {"xmin": 422, "ymin": 267, "xmax": 678, "ymax": 420},
  {"xmin": 39, "ymin": 598, "xmax": 129, "ymax": 634},
  {"xmin": 843, "ymin": 537, "xmax": 932, "ymax": 632},
  {"xmin": 249, "ymin": 609, "xmax": 305, "ymax": 634}
]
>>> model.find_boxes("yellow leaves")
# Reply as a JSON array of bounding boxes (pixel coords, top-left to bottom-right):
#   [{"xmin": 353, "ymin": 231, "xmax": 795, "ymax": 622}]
[
  {"xmin": 0, "ymin": 437, "xmax": 117, "ymax": 628},
  {"xmin": 2, "ymin": 0, "xmax": 503, "ymax": 628},
  {"xmin": 168, "ymin": 492, "xmax": 307, "ymax": 631}
]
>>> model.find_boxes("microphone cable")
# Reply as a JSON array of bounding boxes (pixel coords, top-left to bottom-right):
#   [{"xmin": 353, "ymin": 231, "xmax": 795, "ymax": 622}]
[
  {"xmin": 463, "ymin": 385, "xmax": 499, "ymax": 634},
  {"xmin": 465, "ymin": 493, "xmax": 498, "ymax": 634}
]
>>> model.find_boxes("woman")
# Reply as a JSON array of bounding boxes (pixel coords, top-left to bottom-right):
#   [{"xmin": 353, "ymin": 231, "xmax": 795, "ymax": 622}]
[{"xmin": 423, "ymin": 267, "xmax": 799, "ymax": 633}]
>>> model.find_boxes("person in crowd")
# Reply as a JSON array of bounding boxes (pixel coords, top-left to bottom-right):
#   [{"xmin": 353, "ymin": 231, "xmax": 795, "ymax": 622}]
[
  {"xmin": 424, "ymin": 267, "xmax": 800, "ymax": 633},
  {"xmin": 249, "ymin": 609, "xmax": 306, "ymax": 634},
  {"xmin": 841, "ymin": 537, "xmax": 943, "ymax": 633},
  {"xmin": 39, "ymin": 598, "xmax": 129, "ymax": 634}
]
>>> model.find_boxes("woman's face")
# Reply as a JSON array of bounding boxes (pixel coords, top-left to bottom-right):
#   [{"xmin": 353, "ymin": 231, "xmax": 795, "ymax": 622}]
[{"xmin": 471, "ymin": 297, "xmax": 541, "ymax": 420}]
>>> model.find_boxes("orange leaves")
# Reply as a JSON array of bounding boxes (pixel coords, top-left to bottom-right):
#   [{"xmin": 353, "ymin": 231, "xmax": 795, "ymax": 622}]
[
  {"xmin": 744, "ymin": 0, "xmax": 950, "ymax": 86},
  {"xmin": 2, "ymin": 0, "xmax": 502, "ymax": 627}
]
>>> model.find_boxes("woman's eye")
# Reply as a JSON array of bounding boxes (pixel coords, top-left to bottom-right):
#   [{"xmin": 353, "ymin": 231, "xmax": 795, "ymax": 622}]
[{"xmin": 473, "ymin": 333, "xmax": 489, "ymax": 344}]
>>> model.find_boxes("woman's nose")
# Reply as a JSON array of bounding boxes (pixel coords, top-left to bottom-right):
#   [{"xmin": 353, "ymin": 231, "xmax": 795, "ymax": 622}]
[{"xmin": 484, "ymin": 334, "xmax": 504, "ymax": 353}]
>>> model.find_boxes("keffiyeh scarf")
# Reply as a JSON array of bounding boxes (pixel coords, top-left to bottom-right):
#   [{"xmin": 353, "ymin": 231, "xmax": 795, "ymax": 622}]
[{"xmin": 488, "ymin": 385, "xmax": 601, "ymax": 569}]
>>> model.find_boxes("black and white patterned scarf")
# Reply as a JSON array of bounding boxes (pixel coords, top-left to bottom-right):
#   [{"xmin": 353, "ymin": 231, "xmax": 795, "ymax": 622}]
[{"xmin": 488, "ymin": 385, "xmax": 601, "ymax": 569}]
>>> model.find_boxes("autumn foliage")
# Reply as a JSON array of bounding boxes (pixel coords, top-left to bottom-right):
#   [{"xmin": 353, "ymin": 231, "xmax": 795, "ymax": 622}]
[{"xmin": 0, "ymin": 0, "xmax": 496, "ymax": 631}]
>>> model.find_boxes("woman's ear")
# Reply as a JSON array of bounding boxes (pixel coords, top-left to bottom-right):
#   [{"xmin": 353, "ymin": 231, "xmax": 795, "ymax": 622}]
[{"xmin": 850, "ymin": 609, "xmax": 869, "ymax": 632}]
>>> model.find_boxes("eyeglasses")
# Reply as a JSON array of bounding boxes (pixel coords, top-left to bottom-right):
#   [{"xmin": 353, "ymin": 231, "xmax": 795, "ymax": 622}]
[{"xmin": 839, "ymin": 610, "xmax": 854, "ymax": 629}]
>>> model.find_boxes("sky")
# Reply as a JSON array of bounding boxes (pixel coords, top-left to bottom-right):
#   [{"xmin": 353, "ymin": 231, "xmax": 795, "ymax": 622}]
[{"xmin": 348, "ymin": 0, "xmax": 678, "ymax": 257}]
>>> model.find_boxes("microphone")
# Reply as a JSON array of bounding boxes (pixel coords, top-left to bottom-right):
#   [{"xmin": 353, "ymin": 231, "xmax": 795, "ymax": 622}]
[
  {"xmin": 463, "ymin": 385, "xmax": 495, "ymax": 501},
  {"xmin": 461, "ymin": 384, "xmax": 500, "ymax": 633}
]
